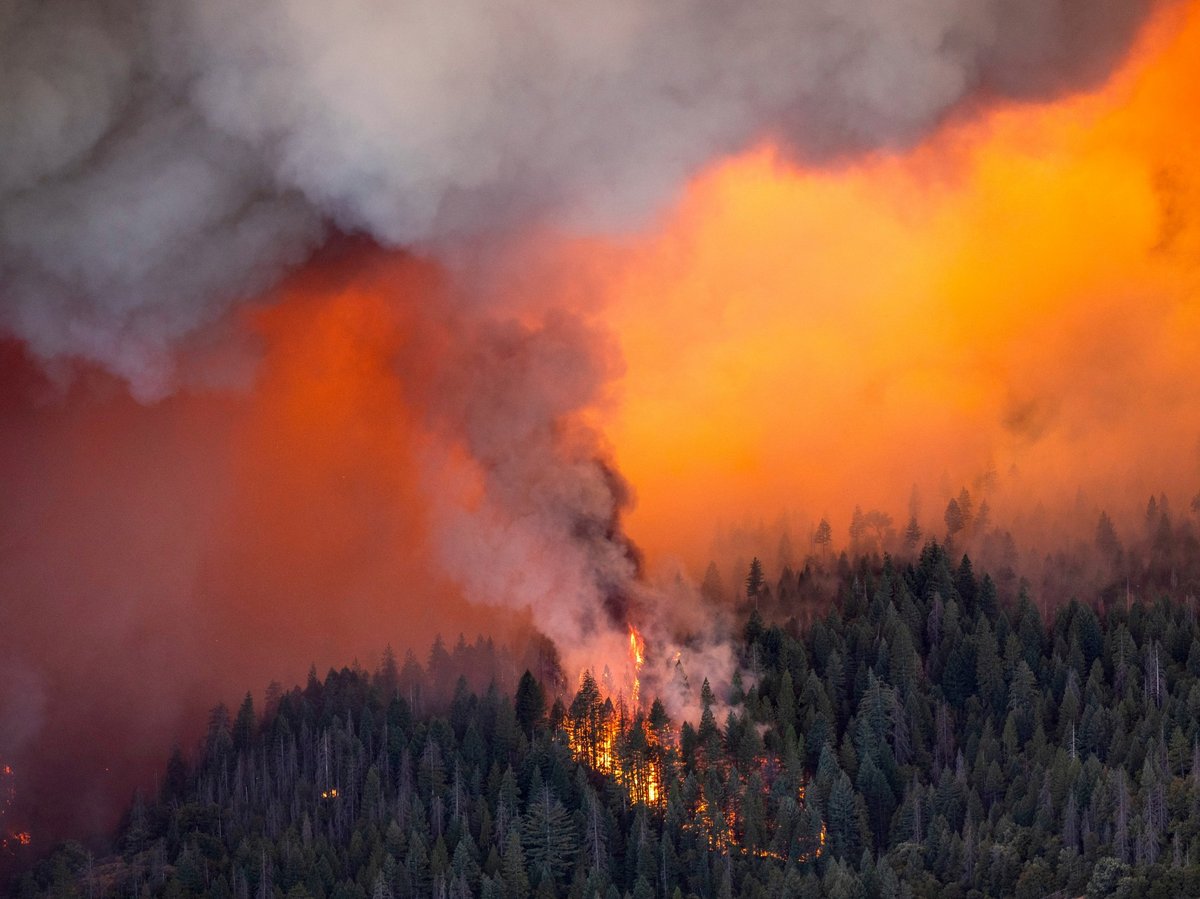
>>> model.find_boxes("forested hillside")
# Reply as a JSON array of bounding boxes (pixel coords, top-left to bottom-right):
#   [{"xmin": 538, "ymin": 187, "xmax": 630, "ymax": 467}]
[{"xmin": 13, "ymin": 540, "xmax": 1200, "ymax": 899}]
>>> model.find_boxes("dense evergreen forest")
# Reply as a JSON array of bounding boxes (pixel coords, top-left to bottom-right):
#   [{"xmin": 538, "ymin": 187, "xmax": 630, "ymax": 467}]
[{"xmin": 13, "ymin": 530, "xmax": 1200, "ymax": 899}]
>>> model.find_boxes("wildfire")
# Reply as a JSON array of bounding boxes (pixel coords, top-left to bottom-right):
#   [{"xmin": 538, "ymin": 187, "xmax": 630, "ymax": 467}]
[
  {"xmin": 563, "ymin": 668, "xmax": 666, "ymax": 808},
  {"xmin": 320, "ymin": 788, "xmax": 339, "ymax": 800},
  {"xmin": 560, "ymin": 671, "xmax": 823, "ymax": 863}
]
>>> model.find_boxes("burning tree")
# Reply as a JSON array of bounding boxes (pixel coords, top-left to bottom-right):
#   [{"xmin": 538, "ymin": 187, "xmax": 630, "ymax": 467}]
[{"xmin": 559, "ymin": 652, "xmax": 824, "ymax": 864}]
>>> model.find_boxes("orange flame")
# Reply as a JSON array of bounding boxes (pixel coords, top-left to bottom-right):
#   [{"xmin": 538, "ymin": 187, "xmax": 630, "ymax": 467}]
[
  {"xmin": 562, "ymin": 674, "xmax": 822, "ymax": 860},
  {"xmin": 563, "ymin": 670, "xmax": 664, "ymax": 807},
  {"xmin": 629, "ymin": 626, "xmax": 645, "ymax": 707}
]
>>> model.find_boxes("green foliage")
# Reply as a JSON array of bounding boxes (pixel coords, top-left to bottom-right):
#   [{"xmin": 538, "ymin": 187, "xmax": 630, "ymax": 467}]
[{"xmin": 514, "ymin": 671, "xmax": 546, "ymax": 739}]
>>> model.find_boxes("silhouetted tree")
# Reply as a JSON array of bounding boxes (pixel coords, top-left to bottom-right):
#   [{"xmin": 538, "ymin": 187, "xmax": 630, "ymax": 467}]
[{"xmin": 515, "ymin": 671, "xmax": 545, "ymax": 738}]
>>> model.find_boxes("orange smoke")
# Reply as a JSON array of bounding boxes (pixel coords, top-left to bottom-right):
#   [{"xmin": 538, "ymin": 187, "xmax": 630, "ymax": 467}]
[
  {"xmin": 564, "ymin": 1, "xmax": 1200, "ymax": 568},
  {"xmin": 206, "ymin": 250, "xmax": 468, "ymax": 680},
  {"xmin": 0, "ymin": 249, "xmax": 524, "ymax": 840}
]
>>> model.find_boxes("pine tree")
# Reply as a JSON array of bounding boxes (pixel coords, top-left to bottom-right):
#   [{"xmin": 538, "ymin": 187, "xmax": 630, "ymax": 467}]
[
  {"xmin": 856, "ymin": 754, "xmax": 895, "ymax": 849},
  {"xmin": 814, "ymin": 519, "xmax": 833, "ymax": 556},
  {"xmin": 233, "ymin": 692, "xmax": 256, "ymax": 752},
  {"xmin": 1063, "ymin": 791, "xmax": 1079, "ymax": 853},
  {"xmin": 582, "ymin": 789, "xmax": 609, "ymax": 876},
  {"xmin": 521, "ymin": 786, "xmax": 577, "ymax": 887},
  {"xmin": 514, "ymin": 671, "xmax": 545, "ymax": 739},
  {"xmin": 1114, "ymin": 770, "xmax": 1131, "ymax": 864},
  {"xmin": 777, "ymin": 670, "xmax": 797, "ymax": 735},
  {"xmin": 501, "ymin": 829, "xmax": 530, "ymax": 899},
  {"xmin": 903, "ymin": 516, "xmax": 923, "ymax": 551},
  {"xmin": 569, "ymin": 671, "xmax": 605, "ymax": 769},
  {"xmin": 746, "ymin": 557, "xmax": 765, "ymax": 605},
  {"xmin": 700, "ymin": 562, "xmax": 725, "ymax": 604},
  {"xmin": 826, "ymin": 772, "xmax": 861, "ymax": 861},
  {"xmin": 944, "ymin": 499, "xmax": 964, "ymax": 542}
]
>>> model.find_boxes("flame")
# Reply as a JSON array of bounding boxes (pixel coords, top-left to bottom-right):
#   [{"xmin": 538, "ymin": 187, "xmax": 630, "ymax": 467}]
[
  {"xmin": 560, "ymin": 629, "xmax": 667, "ymax": 804},
  {"xmin": 562, "ymin": 675, "xmax": 822, "ymax": 861},
  {"xmin": 629, "ymin": 626, "xmax": 645, "ymax": 707},
  {"xmin": 563, "ymin": 671, "xmax": 665, "ymax": 807}
]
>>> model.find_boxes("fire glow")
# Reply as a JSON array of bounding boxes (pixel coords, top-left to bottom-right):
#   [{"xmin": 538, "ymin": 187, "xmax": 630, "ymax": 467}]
[
  {"xmin": 563, "ymin": 628, "xmax": 666, "ymax": 808},
  {"xmin": 0, "ymin": 763, "xmax": 31, "ymax": 852},
  {"xmin": 581, "ymin": 0, "xmax": 1200, "ymax": 567},
  {"xmin": 561, "ymin": 632, "xmax": 824, "ymax": 862}
]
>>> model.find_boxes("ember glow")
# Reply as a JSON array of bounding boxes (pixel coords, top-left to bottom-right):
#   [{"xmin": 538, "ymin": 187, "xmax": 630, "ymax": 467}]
[
  {"xmin": 563, "ymin": 647, "xmax": 666, "ymax": 808},
  {"xmin": 561, "ymin": 629, "xmax": 667, "ymax": 805},
  {"xmin": 563, "ymin": 689, "xmax": 664, "ymax": 809},
  {"xmin": 0, "ymin": 764, "xmax": 31, "ymax": 854},
  {"xmin": 561, "ymin": 633, "xmax": 823, "ymax": 861},
  {"xmin": 692, "ymin": 773, "xmax": 826, "ymax": 864}
]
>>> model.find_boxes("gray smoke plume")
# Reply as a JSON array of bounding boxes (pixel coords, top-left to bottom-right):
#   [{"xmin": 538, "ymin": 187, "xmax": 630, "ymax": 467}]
[
  {"xmin": 408, "ymin": 302, "xmax": 738, "ymax": 712},
  {"xmin": 1, "ymin": 0, "xmax": 1161, "ymax": 397}
]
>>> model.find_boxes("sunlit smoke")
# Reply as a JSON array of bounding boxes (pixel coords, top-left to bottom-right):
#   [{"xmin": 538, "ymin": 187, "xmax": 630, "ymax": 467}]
[{"xmin": 572, "ymin": 2, "xmax": 1200, "ymax": 575}]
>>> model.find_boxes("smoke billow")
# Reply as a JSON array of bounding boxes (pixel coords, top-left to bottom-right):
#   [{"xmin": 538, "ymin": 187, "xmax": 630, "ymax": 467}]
[
  {"xmin": 0, "ymin": 0, "xmax": 1173, "ymax": 840},
  {"xmin": 404, "ymin": 300, "xmax": 739, "ymax": 716},
  {"xmin": 1, "ymin": 0, "xmax": 1162, "ymax": 395}
]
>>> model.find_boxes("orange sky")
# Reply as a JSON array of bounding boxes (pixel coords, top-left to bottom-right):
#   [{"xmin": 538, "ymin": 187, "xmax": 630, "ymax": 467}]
[{"xmin": 569, "ymin": 0, "xmax": 1200, "ymax": 568}]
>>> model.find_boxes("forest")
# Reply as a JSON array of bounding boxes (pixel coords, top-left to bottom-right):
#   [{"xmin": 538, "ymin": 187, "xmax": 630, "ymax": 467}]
[{"xmin": 10, "ymin": 498, "xmax": 1200, "ymax": 899}]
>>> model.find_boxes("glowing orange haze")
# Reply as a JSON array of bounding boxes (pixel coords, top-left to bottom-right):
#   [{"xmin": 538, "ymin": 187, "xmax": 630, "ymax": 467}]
[
  {"xmin": 0, "ymin": 253, "xmax": 523, "ymax": 839},
  {"xmin": 579, "ymin": 1, "xmax": 1200, "ymax": 568},
  {"xmin": 178, "ymin": 0, "xmax": 1200, "ymax": 672},
  {"xmin": 209, "ymin": 0, "xmax": 1200, "ymax": 611}
]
